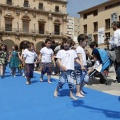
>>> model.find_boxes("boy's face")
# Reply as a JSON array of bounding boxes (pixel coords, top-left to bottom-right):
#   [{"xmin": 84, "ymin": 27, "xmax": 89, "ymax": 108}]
[
  {"xmin": 81, "ymin": 39, "xmax": 88, "ymax": 48},
  {"xmin": 63, "ymin": 42, "xmax": 70, "ymax": 50},
  {"xmin": 1, "ymin": 45, "xmax": 5, "ymax": 50},
  {"xmin": 29, "ymin": 45, "xmax": 34, "ymax": 51},
  {"xmin": 45, "ymin": 41, "xmax": 51, "ymax": 48}
]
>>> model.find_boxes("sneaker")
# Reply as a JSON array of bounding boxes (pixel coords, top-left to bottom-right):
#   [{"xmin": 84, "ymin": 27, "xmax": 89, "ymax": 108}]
[
  {"xmin": 26, "ymin": 81, "xmax": 30, "ymax": 85},
  {"xmin": 52, "ymin": 72, "xmax": 55, "ymax": 75},
  {"xmin": 22, "ymin": 73, "xmax": 25, "ymax": 76},
  {"xmin": 40, "ymin": 78, "xmax": 43, "ymax": 82}
]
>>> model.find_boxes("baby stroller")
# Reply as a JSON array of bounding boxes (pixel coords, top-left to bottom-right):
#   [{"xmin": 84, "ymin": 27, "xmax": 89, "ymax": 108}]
[{"xmin": 88, "ymin": 48, "xmax": 112, "ymax": 85}]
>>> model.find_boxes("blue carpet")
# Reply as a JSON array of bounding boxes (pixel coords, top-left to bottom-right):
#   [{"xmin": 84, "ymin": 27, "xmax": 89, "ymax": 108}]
[{"xmin": 0, "ymin": 68, "xmax": 120, "ymax": 120}]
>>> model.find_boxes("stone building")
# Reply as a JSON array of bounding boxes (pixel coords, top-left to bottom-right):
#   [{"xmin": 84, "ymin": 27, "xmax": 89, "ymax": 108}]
[
  {"xmin": 0, "ymin": 0, "xmax": 67, "ymax": 52},
  {"xmin": 78, "ymin": 0, "xmax": 120, "ymax": 45}
]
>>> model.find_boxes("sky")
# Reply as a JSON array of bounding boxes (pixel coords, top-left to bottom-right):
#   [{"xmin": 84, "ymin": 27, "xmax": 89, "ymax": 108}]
[{"xmin": 67, "ymin": 0, "xmax": 108, "ymax": 17}]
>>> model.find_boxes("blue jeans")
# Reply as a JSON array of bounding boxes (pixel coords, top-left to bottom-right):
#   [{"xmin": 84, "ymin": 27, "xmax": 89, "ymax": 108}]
[
  {"xmin": 74, "ymin": 66, "xmax": 83, "ymax": 84},
  {"xmin": 81, "ymin": 66, "xmax": 89, "ymax": 83},
  {"xmin": 57, "ymin": 70, "xmax": 74, "ymax": 90}
]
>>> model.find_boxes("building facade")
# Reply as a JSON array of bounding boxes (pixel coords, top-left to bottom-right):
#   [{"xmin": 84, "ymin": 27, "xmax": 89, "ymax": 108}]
[
  {"xmin": 66, "ymin": 16, "xmax": 80, "ymax": 42},
  {"xmin": 78, "ymin": 0, "xmax": 120, "ymax": 45},
  {"xmin": 0, "ymin": 0, "xmax": 67, "ymax": 52}
]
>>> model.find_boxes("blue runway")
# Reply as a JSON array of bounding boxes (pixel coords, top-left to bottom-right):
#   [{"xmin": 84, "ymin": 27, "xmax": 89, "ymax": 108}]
[{"xmin": 0, "ymin": 68, "xmax": 120, "ymax": 120}]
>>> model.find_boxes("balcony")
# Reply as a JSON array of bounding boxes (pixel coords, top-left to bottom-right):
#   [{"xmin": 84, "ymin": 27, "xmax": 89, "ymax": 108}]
[{"xmin": 0, "ymin": 27, "xmax": 63, "ymax": 38}]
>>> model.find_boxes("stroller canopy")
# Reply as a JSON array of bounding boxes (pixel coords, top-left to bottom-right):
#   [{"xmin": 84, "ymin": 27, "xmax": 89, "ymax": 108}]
[{"xmin": 93, "ymin": 48, "xmax": 112, "ymax": 72}]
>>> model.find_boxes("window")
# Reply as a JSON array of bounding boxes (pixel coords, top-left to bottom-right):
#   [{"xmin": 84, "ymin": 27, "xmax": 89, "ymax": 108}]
[
  {"xmin": 23, "ymin": 21, "xmax": 29, "ymax": 32},
  {"xmin": 105, "ymin": 32, "xmax": 110, "ymax": 40},
  {"xmin": 54, "ymin": 25, "xmax": 60, "ymax": 35},
  {"xmin": 105, "ymin": 1, "xmax": 120, "ymax": 10},
  {"xmin": 5, "ymin": 20, "xmax": 12, "ymax": 31},
  {"xmin": 39, "ymin": 23, "xmax": 44, "ymax": 34},
  {"xmin": 83, "ymin": 14, "xmax": 87, "ymax": 19},
  {"xmin": 55, "ymin": 6, "xmax": 59, "ymax": 12},
  {"xmin": 7, "ymin": 0, "xmax": 12, "ymax": 5},
  {"xmin": 105, "ymin": 19, "xmax": 110, "ymax": 29},
  {"xmin": 93, "ymin": 10, "xmax": 98, "ymax": 16},
  {"xmin": 24, "ymin": 0, "xmax": 29, "ymax": 7},
  {"xmin": 39, "ymin": 3, "xmax": 43, "ymax": 10},
  {"xmin": 93, "ymin": 34, "xmax": 98, "ymax": 43},
  {"xmin": 93, "ymin": 22, "xmax": 98, "ymax": 32},
  {"xmin": 83, "ymin": 24, "xmax": 87, "ymax": 34}
]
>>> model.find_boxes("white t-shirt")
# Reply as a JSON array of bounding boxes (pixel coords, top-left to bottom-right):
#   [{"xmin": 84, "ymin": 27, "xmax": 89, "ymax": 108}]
[
  {"xmin": 93, "ymin": 60, "xmax": 100, "ymax": 69},
  {"xmin": 56, "ymin": 49, "xmax": 77, "ymax": 70},
  {"xmin": 40, "ymin": 47, "xmax": 53, "ymax": 63},
  {"xmin": 110, "ymin": 29, "xmax": 120, "ymax": 47},
  {"xmin": 24, "ymin": 50, "xmax": 37, "ymax": 64},
  {"xmin": 22, "ymin": 48, "xmax": 28, "ymax": 56},
  {"xmin": 75, "ymin": 46, "xmax": 87, "ymax": 66}
]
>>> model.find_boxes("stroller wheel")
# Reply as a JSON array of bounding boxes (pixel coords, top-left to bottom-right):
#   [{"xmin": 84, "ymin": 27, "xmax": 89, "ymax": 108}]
[
  {"xmin": 87, "ymin": 80, "xmax": 93, "ymax": 86},
  {"xmin": 105, "ymin": 80, "xmax": 111, "ymax": 85}
]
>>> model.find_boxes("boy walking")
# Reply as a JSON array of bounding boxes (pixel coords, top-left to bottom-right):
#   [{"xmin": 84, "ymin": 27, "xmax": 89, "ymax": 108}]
[
  {"xmin": 54, "ymin": 38, "xmax": 83, "ymax": 100},
  {"xmin": 23, "ymin": 43, "xmax": 38, "ymax": 85},
  {"xmin": 39, "ymin": 38, "xmax": 55, "ymax": 83}
]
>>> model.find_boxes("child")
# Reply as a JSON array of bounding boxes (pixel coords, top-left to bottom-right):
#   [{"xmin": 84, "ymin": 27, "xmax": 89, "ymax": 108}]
[
  {"xmin": 0, "ymin": 43, "xmax": 7, "ymax": 78},
  {"xmin": 9, "ymin": 44, "xmax": 21, "ymax": 77},
  {"xmin": 23, "ymin": 43, "xmax": 38, "ymax": 85},
  {"xmin": 74, "ymin": 34, "xmax": 89, "ymax": 97},
  {"xmin": 39, "ymin": 38, "xmax": 55, "ymax": 83},
  {"xmin": 88, "ymin": 54, "xmax": 101, "ymax": 74},
  {"xmin": 21, "ymin": 42, "xmax": 29, "ymax": 77},
  {"xmin": 54, "ymin": 38, "xmax": 83, "ymax": 100}
]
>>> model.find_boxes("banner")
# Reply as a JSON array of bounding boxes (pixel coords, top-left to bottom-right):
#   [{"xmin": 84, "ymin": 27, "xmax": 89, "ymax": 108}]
[{"xmin": 98, "ymin": 27, "xmax": 105, "ymax": 44}]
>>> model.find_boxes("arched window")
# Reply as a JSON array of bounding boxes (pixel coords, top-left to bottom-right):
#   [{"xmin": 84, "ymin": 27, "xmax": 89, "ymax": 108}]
[
  {"xmin": 22, "ymin": 15, "xmax": 31, "ymax": 33},
  {"xmin": 54, "ymin": 20, "xmax": 61, "ymax": 35}
]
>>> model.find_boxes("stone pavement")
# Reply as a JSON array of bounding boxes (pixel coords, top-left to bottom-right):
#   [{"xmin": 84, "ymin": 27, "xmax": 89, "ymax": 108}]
[{"xmin": 35, "ymin": 71, "xmax": 120, "ymax": 96}]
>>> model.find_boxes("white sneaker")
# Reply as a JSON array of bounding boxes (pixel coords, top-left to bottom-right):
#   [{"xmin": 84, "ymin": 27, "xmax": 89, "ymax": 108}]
[
  {"xmin": 52, "ymin": 72, "xmax": 55, "ymax": 75},
  {"xmin": 22, "ymin": 73, "xmax": 25, "ymax": 76}
]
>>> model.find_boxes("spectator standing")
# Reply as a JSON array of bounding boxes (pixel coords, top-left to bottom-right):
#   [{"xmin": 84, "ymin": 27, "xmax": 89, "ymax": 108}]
[{"xmin": 110, "ymin": 21, "xmax": 120, "ymax": 83}]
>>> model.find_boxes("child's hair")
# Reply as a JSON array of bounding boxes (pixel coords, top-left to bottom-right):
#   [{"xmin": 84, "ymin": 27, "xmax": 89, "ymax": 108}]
[
  {"xmin": 61, "ymin": 37, "xmax": 72, "ymax": 49},
  {"xmin": 27, "ymin": 43, "xmax": 34, "ymax": 48},
  {"xmin": 0, "ymin": 43, "xmax": 7, "ymax": 51},
  {"xmin": 13, "ymin": 44, "xmax": 18, "ymax": 51},
  {"xmin": 89, "ymin": 42, "xmax": 98, "ymax": 49},
  {"xmin": 41, "ymin": 42, "xmax": 45, "ymax": 48},
  {"xmin": 77, "ymin": 34, "xmax": 88, "ymax": 43},
  {"xmin": 93, "ymin": 54, "xmax": 99, "ymax": 60},
  {"xmin": 112, "ymin": 21, "xmax": 120, "ymax": 28},
  {"xmin": 45, "ymin": 38, "xmax": 51, "ymax": 44}
]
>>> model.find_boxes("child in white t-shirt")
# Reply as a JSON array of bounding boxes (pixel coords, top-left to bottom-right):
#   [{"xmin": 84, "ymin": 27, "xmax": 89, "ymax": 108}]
[
  {"xmin": 54, "ymin": 38, "xmax": 83, "ymax": 100},
  {"xmin": 23, "ymin": 43, "xmax": 38, "ymax": 85},
  {"xmin": 39, "ymin": 38, "xmax": 55, "ymax": 83},
  {"xmin": 74, "ymin": 34, "xmax": 89, "ymax": 97},
  {"xmin": 88, "ymin": 54, "xmax": 101, "ymax": 74}
]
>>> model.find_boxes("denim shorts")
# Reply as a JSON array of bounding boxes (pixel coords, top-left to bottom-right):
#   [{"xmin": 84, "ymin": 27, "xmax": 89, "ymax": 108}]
[{"xmin": 74, "ymin": 66, "xmax": 83, "ymax": 84}]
